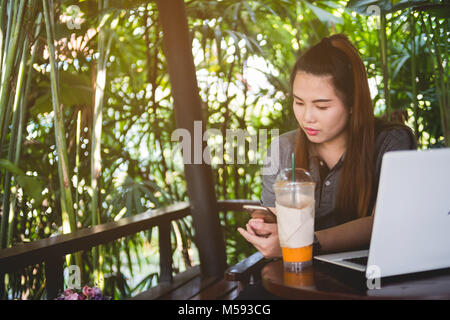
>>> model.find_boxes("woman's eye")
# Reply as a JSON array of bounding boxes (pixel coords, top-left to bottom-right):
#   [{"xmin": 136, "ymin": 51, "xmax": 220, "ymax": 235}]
[
  {"xmin": 295, "ymin": 102, "xmax": 304, "ymax": 106},
  {"xmin": 317, "ymin": 106, "xmax": 328, "ymax": 110}
]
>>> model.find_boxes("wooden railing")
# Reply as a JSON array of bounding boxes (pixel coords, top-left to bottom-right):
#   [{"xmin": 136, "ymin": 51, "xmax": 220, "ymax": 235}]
[{"xmin": 0, "ymin": 199, "xmax": 259, "ymax": 299}]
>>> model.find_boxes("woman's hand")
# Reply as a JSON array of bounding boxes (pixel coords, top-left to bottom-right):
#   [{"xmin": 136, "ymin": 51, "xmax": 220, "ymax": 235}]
[{"xmin": 237, "ymin": 218, "xmax": 282, "ymax": 258}]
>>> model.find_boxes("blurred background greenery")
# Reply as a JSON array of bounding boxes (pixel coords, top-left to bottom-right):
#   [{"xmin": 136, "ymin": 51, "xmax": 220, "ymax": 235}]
[{"xmin": 0, "ymin": 0, "xmax": 448, "ymax": 299}]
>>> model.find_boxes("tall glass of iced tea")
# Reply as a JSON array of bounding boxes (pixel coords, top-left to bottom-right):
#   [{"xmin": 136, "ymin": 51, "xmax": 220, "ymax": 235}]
[{"xmin": 273, "ymin": 168, "xmax": 315, "ymax": 273}]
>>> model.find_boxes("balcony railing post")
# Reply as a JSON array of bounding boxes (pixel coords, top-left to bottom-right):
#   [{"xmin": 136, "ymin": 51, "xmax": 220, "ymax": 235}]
[
  {"xmin": 156, "ymin": 0, "xmax": 227, "ymax": 278},
  {"xmin": 45, "ymin": 255, "xmax": 64, "ymax": 300},
  {"xmin": 158, "ymin": 222, "xmax": 173, "ymax": 283}
]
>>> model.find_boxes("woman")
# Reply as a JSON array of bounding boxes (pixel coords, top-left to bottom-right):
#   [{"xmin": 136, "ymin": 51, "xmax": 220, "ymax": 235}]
[{"xmin": 237, "ymin": 34, "xmax": 416, "ymax": 298}]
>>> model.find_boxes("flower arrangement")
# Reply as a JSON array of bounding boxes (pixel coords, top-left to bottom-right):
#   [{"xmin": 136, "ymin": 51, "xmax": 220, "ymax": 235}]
[{"xmin": 55, "ymin": 285, "xmax": 111, "ymax": 300}]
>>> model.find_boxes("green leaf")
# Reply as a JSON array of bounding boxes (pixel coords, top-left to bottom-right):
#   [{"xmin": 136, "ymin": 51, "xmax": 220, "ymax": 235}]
[
  {"xmin": 347, "ymin": 0, "xmax": 429, "ymax": 15},
  {"xmin": 59, "ymin": 72, "xmax": 93, "ymax": 106},
  {"xmin": 126, "ymin": 188, "xmax": 134, "ymax": 215},
  {"xmin": 242, "ymin": 1, "xmax": 257, "ymax": 24},
  {"xmin": 0, "ymin": 159, "xmax": 25, "ymax": 175},
  {"xmin": 15, "ymin": 175, "xmax": 45, "ymax": 204},
  {"xmin": 347, "ymin": 0, "xmax": 388, "ymax": 15},
  {"xmin": 392, "ymin": 54, "xmax": 410, "ymax": 80},
  {"xmin": 224, "ymin": 30, "xmax": 239, "ymax": 46},
  {"xmin": 31, "ymin": 93, "xmax": 53, "ymax": 116},
  {"xmin": 0, "ymin": 158, "xmax": 44, "ymax": 203},
  {"xmin": 414, "ymin": 3, "xmax": 450, "ymax": 18},
  {"xmin": 133, "ymin": 187, "xmax": 144, "ymax": 213},
  {"xmin": 31, "ymin": 71, "xmax": 93, "ymax": 117},
  {"xmin": 303, "ymin": 1, "xmax": 343, "ymax": 25}
]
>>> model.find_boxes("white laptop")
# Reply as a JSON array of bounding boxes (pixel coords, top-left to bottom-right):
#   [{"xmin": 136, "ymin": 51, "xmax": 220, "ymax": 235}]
[{"xmin": 314, "ymin": 148, "xmax": 450, "ymax": 279}]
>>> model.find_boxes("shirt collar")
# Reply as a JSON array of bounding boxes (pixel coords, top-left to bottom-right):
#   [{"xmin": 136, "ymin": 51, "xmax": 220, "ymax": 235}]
[{"xmin": 308, "ymin": 143, "xmax": 346, "ymax": 170}]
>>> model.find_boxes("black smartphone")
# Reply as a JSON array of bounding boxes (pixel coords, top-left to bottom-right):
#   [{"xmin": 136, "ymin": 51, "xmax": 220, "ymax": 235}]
[{"xmin": 242, "ymin": 205, "xmax": 277, "ymax": 223}]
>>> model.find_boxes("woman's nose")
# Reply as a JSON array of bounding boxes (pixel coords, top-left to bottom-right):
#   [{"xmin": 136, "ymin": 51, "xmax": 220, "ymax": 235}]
[{"xmin": 303, "ymin": 106, "xmax": 316, "ymax": 123}]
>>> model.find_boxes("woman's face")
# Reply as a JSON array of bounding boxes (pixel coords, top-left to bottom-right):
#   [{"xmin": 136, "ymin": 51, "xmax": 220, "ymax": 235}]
[{"xmin": 292, "ymin": 71, "xmax": 350, "ymax": 148}]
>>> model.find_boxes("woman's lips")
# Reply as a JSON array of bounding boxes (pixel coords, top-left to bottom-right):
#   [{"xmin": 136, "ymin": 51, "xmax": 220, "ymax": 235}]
[{"xmin": 305, "ymin": 127, "xmax": 319, "ymax": 136}]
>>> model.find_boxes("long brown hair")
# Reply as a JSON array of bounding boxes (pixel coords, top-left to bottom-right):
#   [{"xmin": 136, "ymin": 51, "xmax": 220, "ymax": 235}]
[{"xmin": 292, "ymin": 34, "xmax": 376, "ymax": 223}]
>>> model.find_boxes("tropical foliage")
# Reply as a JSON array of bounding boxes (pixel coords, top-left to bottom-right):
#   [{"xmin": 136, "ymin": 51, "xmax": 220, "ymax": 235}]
[{"xmin": 0, "ymin": 0, "xmax": 447, "ymax": 299}]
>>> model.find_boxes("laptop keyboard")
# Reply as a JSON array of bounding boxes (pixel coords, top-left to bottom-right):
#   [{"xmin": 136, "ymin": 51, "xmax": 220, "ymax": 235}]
[{"xmin": 344, "ymin": 256, "xmax": 368, "ymax": 266}]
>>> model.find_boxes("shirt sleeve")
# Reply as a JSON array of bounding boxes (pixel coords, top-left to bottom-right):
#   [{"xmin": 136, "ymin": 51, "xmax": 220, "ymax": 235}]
[
  {"xmin": 369, "ymin": 126, "xmax": 417, "ymax": 215},
  {"xmin": 375, "ymin": 126, "xmax": 417, "ymax": 176}
]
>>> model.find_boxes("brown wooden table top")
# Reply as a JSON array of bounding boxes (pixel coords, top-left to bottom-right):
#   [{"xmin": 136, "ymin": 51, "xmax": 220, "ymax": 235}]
[{"xmin": 261, "ymin": 259, "xmax": 450, "ymax": 300}]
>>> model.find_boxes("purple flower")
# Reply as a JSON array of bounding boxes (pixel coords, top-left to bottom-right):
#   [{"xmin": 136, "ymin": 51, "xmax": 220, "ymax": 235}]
[
  {"xmin": 64, "ymin": 288, "xmax": 75, "ymax": 296},
  {"xmin": 77, "ymin": 293, "xmax": 86, "ymax": 300},
  {"xmin": 54, "ymin": 285, "xmax": 111, "ymax": 300},
  {"xmin": 82, "ymin": 285, "xmax": 95, "ymax": 298},
  {"xmin": 92, "ymin": 287, "xmax": 102, "ymax": 296},
  {"xmin": 66, "ymin": 293, "xmax": 79, "ymax": 300}
]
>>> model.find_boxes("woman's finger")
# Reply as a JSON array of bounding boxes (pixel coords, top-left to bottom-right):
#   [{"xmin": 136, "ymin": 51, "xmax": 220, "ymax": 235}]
[
  {"xmin": 237, "ymin": 227, "xmax": 263, "ymax": 247},
  {"xmin": 249, "ymin": 218, "xmax": 264, "ymax": 224},
  {"xmin": 246, "ymin": 224, "xmax": 257, "ymax": 236},
  {"xmin": 238, "ymin": 227, "xmax": 282, "ymax": 258},
  {"xmin": 249, "ymin": 220, "xmax": 278, "ymax": 235}
]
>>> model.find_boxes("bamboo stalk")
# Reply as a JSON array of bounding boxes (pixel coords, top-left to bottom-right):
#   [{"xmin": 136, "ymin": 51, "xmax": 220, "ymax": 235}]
[
  {"xmin": 75, "ymin": 109, "xmax": 81, "ymax": 219},
  {"xmin": 0, "ymin": 4, "xmax": 28, "ymax": 250},
  {"xmin": 445, "ymin": 19, "xmax": 449, "ymax": 145},
  {"xmin": 14, "ymin": 11, "xmax": 41, "ymax": 170},
  {"xmin": 7, "ymin": 13, "xmax": 42, "ymax": 248},
  {"xmin": 91, "ymin": 0, "xmax": 112, "ymax": 289},
  {"xmin": 0, "ymin": 88, "xmax": 13, "ymax": 157},
  {"xmin": 0, "ymin": 0, "xmax": 7, "ymax": 74},
  {"xmin": 429, "ymin": 15, "xmax": 449, "ymax": 147},
  {"xmin": 1, "ymin": 1, "xmax": 13, "ymax": 72},
  {"xmin": 421, "ymin": 12, "xmax": 448, "ymax": 147},
  {"xmin": 410, "ymin": 11, "xmax": 419, "ymax": 144},
  {"xmin": 445, "ymin": 19, "xmax": 449, "ymax": 102},
  {"xmin": 0, "ymin": 2, "xmax": 18, "ymax": 158},
  {"xmin": 379, "ymin": 12, "xmax": 390, "ymax": 120},
  {"xmin": 0, "ymin": 0, "xmax": 26, "ymax": 146},
  {"xmin": 42, "ymin": 0, "xmax": 83, "ymax": 279},
  {"xmin": 0, "ymin": 31, "xmax": 27, "ymax": 249}
]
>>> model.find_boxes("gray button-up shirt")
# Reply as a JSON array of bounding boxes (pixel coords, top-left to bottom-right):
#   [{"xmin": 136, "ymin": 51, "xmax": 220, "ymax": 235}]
[{"xmin": 261, "ymin": 122, "xmax": 417, "ymax": 231}]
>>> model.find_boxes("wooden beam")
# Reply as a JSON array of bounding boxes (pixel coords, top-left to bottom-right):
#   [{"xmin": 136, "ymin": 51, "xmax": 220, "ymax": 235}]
[
  {"xmin": 0, "ymin": 200, "xmax": 256, "ymax": 275},
  {"xmin": 45, "ymin": 255, "xmax": 64, "ymax": 299},
  {"xmin": 158, "ymin": 222, "xmax": 173, "ymax": 283},
  {"xmin": 156, "ymin": 0, "xmax": 227, "ymax": 277}
]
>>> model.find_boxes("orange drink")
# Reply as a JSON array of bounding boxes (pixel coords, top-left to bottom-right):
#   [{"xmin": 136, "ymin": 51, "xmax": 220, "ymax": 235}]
[{"xmin": 282, "ymin": 245, "xmax": 313, "ymax": 263}]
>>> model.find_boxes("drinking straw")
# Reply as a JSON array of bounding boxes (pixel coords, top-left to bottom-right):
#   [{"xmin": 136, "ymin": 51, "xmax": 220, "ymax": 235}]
[{"xmin": 291, "ymin": 152, "xmax": 295, "ymax": 204}]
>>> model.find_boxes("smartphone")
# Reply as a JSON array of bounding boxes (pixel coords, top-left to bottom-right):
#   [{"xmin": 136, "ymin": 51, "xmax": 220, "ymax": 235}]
[{"xmin": 242, "ymin": 205, "xmax": 277, "ymax": 223}]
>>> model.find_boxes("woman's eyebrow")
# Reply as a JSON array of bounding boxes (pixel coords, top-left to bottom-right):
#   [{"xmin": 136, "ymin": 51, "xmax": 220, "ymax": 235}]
[
  {"xmin": 313, "ymin": 99, "xmax": 333, "ymax": 103},
  {"xmin": 293, "ymin": 94, "xmax": 332, "ymax": 103}
]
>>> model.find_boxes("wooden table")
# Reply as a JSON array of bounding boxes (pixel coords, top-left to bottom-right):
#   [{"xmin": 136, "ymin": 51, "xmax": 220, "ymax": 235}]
[{"xmin": 261, "ymin": 259, "xmax": 450, "ymax": 299}]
